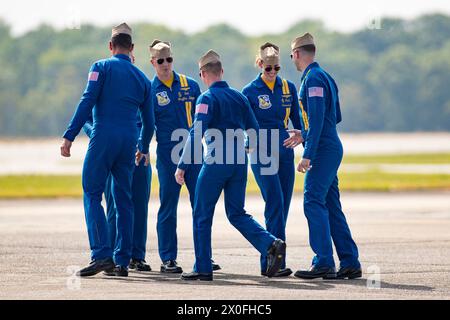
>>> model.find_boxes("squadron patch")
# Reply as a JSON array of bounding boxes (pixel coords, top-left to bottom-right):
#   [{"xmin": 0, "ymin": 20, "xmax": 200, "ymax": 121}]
[
  {"xmin": 156, "ymin": 91, "xmax": 170, "ymax": 106},
  {"xmin": 258, "ymin": 95, "xmax": 272, "ymax": 109}
]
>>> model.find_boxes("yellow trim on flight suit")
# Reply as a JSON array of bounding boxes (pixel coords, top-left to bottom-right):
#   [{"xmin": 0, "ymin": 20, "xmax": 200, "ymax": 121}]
[
  {"xmin": 282, "ymin": 79, "xmax": 291, "ymax": 128},
  {"xmin": 179, "ymin": 74, "xmax": 188, "ymax": 88},
  {"xmin": 299, "ymin": 100, "xmax": 309, "ymax": 131},
  {"xmin": 179, "ymin": 74, "xmax": 192, "ymax": 127},
  {"xmin": 299, "ymin": 70, "xmax": 311, "ymax": 131},
  {"xmin": 185, "ymin": 101, "xmax": 193, "ymax": 127},
  {"xmin": 284, "ymin": 108, "xmax": 291, "ymax": 129},
  {"xmin": 282, "ymin": 78, "xmax": 289, "ymax": 95}
]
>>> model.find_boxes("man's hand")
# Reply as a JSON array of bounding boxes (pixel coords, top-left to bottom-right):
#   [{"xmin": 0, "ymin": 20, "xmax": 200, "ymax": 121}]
[
  {"xmin": 130, "ymin": 51, "xmax": 136, "ymax": 64},
  {"xmin": 297, "ymin": 158, "xmax": 312, "ymax": 173},
  {"xmin": 60, "ymin": 138, "xmax": 72, "ymax": 157},
  {"xmin": 283, "ymin": 129, "xmax": 304, "ymax": 148},
  {"xmin": 174, "ymin": 168, "xmax": 185, "ymax": 185},
  {"xmin": 135, "ymin": 150, "xmax": 150, "ymax": 166}
]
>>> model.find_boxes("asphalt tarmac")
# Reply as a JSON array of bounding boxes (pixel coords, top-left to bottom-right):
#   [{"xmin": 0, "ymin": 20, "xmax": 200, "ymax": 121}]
[{"xmin": 0, "ymin": 192, "xmax": 449, "ymax": 299}]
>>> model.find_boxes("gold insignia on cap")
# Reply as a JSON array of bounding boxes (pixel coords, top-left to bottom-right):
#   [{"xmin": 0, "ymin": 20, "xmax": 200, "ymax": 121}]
[
  {"xmin": 291, "ymin": 33, "xmax": 315, "ymax": 51},
  {"xmin": 111, "ymin": 23, "xmax": 132, "ymax": 37},
  {"xmin": 258, "ymin": 42, "xmax": 280, "ymax": 65},
  {"xmin": 149, "ymin": 39, "xmax": 172, "ymax": 59},
  {"xmin": 198, "ymin": 50, "xmax": 221, "ymax": 69}
]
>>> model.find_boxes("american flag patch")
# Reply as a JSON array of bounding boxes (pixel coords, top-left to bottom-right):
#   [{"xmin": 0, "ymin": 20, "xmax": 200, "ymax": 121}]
[
  {"xmin": 308, "ymin": 87, "xmax": 324, "ymax": 97},
  {"xmin": 195, "ymin": 103, "xmax": 209, "ymax": 114},
  {"xmin": 88, "ymin": 71, "xmax": 99, "ymax": 81}
]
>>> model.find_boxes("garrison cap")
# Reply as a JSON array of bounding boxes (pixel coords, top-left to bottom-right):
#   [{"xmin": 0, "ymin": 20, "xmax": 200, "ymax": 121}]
[
  {"xmin": 291, "ymin": 33, "xmax": 315, "ymax": 50},
  {"xmin": 198, "ymin": 50, "xmax": 221, "ymax": 69},
  {"xmin": 149, "ymin": 39, "xmax": 172, "ymax": 59},
  {"xmin": 111, "ymin": 23, "xmax": 132, "ymax": 37},
  {"xmin": 258, "ymin": 42, "xmax": 280, "ymax": 65}
]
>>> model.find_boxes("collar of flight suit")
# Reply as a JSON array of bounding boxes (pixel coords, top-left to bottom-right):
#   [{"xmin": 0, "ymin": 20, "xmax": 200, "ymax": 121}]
[
  {"xmin": 209, "ymin": 80, "xmax": 229, "ymax": 89},
  {"xmin": 113, "ymin": 54, "xmax": 132, "ymax": 62},
  {"xmin": 153, "ymin": 71, "xmax": 182, "ymax": 89},
  {"xmin": 301, "ymin": 61, "xmax": 320, "ymax": 81},
  {"xmin": 254, "ymin": 74, "xmax": 283, "ymax": 90}
]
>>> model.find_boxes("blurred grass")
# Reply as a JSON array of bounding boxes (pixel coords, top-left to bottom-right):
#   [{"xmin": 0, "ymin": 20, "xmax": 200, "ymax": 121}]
[
  {"xmin": 341, "ymin": 153, "xmax": 450, "ymax": 164},
  {"xmin": 1, "ymin": 153, "xmax": 449, "ymax": 198},
  {"xmin": 0, "ymin": 170, "xmax": 449, "ymax": 199},
  {"xmin": 0, "ymin": 175, "xmax": 82, "ymax": 198}
]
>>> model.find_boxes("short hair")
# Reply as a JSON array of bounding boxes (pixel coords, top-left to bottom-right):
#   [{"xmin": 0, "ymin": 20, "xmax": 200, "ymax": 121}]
[
  {"xmin": 111, "ymin": 34, "xmax": 133, "ymax": 50},
  {"xmin": 201, "ymin": 61, "xmax": 222, "ymax": 76},
  {"xmin": 298, "ymin": 44, "xmax": 316, "ymax": 55}
]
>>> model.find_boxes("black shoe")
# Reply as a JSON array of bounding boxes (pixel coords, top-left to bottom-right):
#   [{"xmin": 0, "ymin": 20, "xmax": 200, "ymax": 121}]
[
  {"xmin": 129, "ymin": 259, "xmax": 151, "ymax": 272},
  {"xmin": 76, "ymin": 258, "xmax": 115, "ymax": 277},
  {"xmin": 212, "ymin": 260, "xmax": 221, "ymax": 271},
  {"xmin": 337, "ymin": 267, "xmax": 362, "ymax": 279},
  {"xmin": 103, "ymin": 269, "xmax": 116, "ymax": 276},
  {"xmin": 266, "ymin": 239, "xmax": 286, "ymax": 278},
  {"xmin": 180, "ymin": 271, "xmax": 213, "ymax": 281},
  {"xmin": 161, "ymin": 260, "xmax": 183, "ymax": 273},
  {"xmin": 294, "ymin": 265, "xmax": 337, "ymax": 280},
  {"xmin": 261, "ymin": 268, "xmax": 293, "ymax": 277},
  {"xmin": 104, "ymin": 265, "xmax": 129, "ymax": 277}
]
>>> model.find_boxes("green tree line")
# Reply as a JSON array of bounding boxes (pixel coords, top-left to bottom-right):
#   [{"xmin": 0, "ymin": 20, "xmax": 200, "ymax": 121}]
[{"xmin": 0, "ymin": 14, "xmax": 449, "ymax": 136}]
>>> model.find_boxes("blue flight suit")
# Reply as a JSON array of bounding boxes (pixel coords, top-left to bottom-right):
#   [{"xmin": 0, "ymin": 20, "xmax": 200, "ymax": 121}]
[
  {"xmin": 178, "ymin": 81, "xmax": 277, "ymax": 274},
  {"xmin": 63, "ymin": 54, "xmax": 154, "ymax": 267},
  {"xmin": 82, "ymin": 117, "xmax": 116, "ymax": 248},
  {"xmin": 242, "ymin": 75, "xmax": 302, "ymax": 272},
  {"xmin": 298, "ymin": 62, "xmax": 360, "ymax": 269},
  {"xmin": 152, "ymin": 71, "xmax": 202, "ymax": 262},
  {"xmin": 83, "ymin": 114, "xmax": 152, "ymax": 261}
]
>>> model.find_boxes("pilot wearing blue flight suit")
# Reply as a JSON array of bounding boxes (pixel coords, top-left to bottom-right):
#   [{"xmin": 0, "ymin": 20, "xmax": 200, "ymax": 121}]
[
  {"xmin": 174, "ymin": 50, "xmax": 286, "ymax": 281},
  {"xmin": 60, "ymin": 23, "xmax": 154, "ymax": 278},
  {"xmin": 83, "ymin": 109, "xmax": 152, "ymax": 273},
  {"xmin": 82, "ymin": 53, "xmax": 153, "ymax": 273},
  {"xmin": 148, "ymin": 40, "xmax": 220, "ymax": 273},
  {"xmin": 287, "ymin": 33, "xmax": 361, "ymax": 280},
  {"xmin": 242, "ymin": 43, "xmax": 303, "ymax": 278}
]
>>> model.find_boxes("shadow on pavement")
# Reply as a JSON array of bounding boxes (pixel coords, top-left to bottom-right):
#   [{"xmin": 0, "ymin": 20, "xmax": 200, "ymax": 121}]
[{"xmin": 98, "ymin": 271, "xmax": 434, "ymax": 292}]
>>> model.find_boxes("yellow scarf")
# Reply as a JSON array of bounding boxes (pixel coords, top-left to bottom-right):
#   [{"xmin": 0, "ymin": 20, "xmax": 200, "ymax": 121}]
[
  {"xmin": 262, "ymin": 77, "xmax": 275, "ymax": 91},
  {"xmin": 161, "ymin": 73, "xmax": 174, "ymax": 89}
]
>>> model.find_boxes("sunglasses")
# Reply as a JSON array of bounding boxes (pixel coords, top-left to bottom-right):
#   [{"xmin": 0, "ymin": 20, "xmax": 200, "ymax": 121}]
[
  {"xmin": 156, "ymin": 57, "xmax": 173, "ymax": 65},
  {"xmin": 264, "ymin": 65, "xmax": 281, "ymax": 72}
]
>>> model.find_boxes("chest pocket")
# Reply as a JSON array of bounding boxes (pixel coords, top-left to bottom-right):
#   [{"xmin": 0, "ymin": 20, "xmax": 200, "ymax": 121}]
[
  {"xmin": 282, "ymin": 79, "xmax": 291, "ymax": 129},
  {"xmin": 179, "ymin": 74, "xmax": 193, "ymax": 128}
]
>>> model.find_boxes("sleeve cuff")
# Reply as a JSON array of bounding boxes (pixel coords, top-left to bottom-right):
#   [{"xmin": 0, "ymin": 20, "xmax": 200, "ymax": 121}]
[
  {"xmin": 303, "ymin": 150, "xmax": 313, "ymax": 160},
  {"xmin": 62, "ymin": 132, "xmax": 75, "ymax": 142},
  {"xmin": 177, "ymin": 162, "xmax": 189, "ymax": 171}
]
